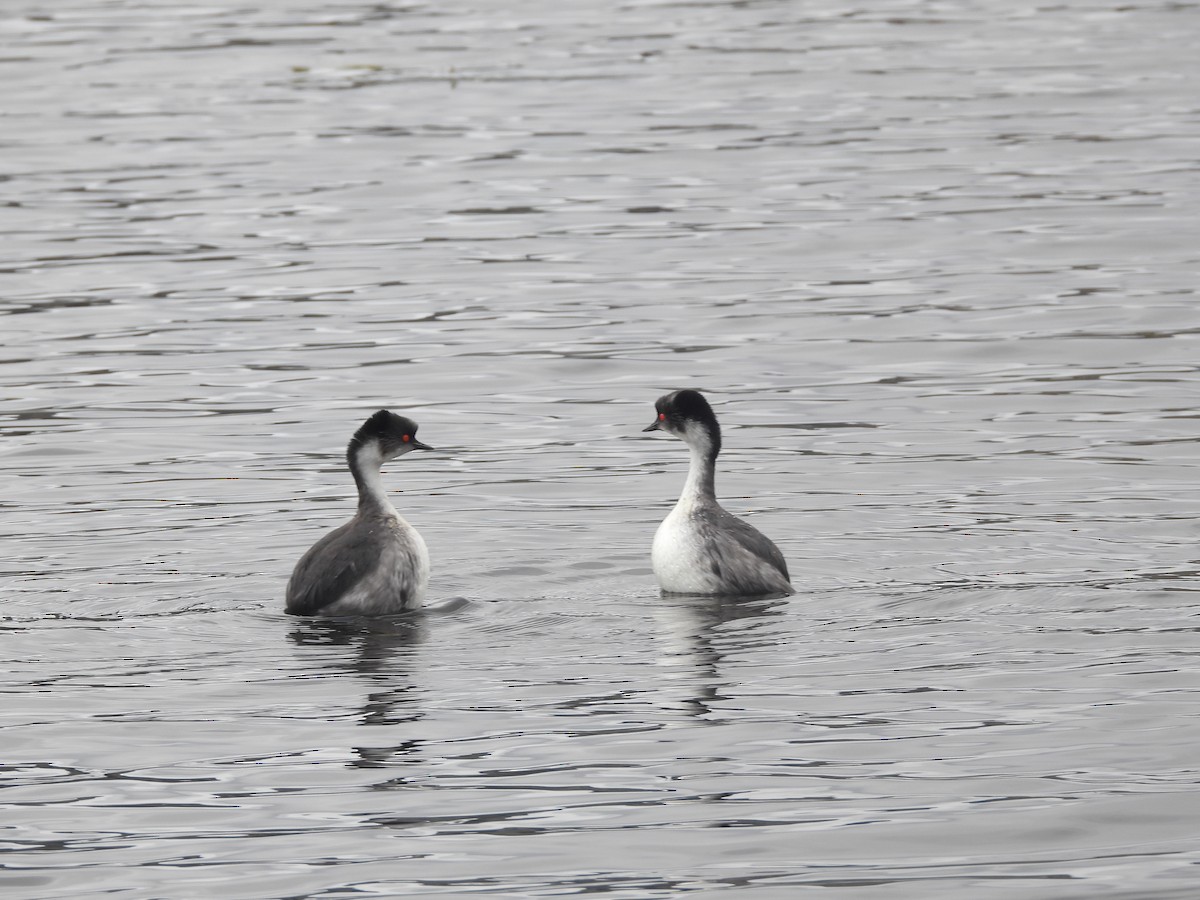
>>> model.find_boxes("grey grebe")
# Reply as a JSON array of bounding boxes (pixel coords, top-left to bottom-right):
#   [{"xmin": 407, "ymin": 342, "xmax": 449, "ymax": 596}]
[
  {"xmin": 285, "ymin": 410, "xmax": 434, "ymax": 616},
  {"xmin": 643, "ymin": 390, "xmax": 793, "ymax": 596}
]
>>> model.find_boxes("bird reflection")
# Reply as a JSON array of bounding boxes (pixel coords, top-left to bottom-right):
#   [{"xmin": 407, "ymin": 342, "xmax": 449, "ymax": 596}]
[
  {"xmin": 287, "ymin": 613, "xmax": 428, "ymax": 767},
  {"xmin": 651, "ymin": 592, "xmax": 787, "ymax": 718}
]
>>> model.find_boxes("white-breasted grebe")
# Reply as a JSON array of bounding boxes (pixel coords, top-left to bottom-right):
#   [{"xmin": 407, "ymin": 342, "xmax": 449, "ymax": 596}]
[
  {"xmin": 286, "ymin": 409, "xmax": 434, "ymax": 616},
  {"xmin": 643, "ymin": 389, "xmax": 793, "ymax": 596}
]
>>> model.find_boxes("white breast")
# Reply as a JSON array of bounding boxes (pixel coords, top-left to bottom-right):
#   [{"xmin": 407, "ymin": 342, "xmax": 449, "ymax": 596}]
[{"xmin": 651, "ymin": 502, "xmax": 721, "ymax": 594}]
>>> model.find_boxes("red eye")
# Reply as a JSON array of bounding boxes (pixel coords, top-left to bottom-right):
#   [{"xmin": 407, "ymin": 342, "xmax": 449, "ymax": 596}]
[
  {"xmin": 402, "ymin": 434, "xmax": 411, "ymax": 443},
  {"xmin": 658, "ymin": 413, "xmax": 666, "ymax": 421}
]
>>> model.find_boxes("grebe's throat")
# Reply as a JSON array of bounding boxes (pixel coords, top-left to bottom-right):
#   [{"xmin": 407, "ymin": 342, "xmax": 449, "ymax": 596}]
[
  {"xmin": 348, "ymin": 441, "xmax": 396, "ymax": 514},
  {"xmin": 680, "ymin": 420, "xmax": 718, "ymax": 502}
]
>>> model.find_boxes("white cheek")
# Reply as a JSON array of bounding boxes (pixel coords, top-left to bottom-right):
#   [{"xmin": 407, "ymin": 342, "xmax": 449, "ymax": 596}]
[
  {"xmin": 359, "ymin": 443, "xmax": 385, "ymax": 468},
  {"xmin": 682, "ymin": 421, "xmax": 712, "ymax": 453}
]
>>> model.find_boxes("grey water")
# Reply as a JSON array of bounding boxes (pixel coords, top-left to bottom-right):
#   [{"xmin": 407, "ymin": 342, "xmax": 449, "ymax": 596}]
[{"xmin": 2, "ymin": 0, "xmax": 1199, "ymax": 897}]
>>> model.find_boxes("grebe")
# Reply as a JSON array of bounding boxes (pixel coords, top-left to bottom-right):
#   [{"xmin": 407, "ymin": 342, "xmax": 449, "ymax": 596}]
[
  {"xmin": 643, "ymin": 390, "xmax": 793, "ymax": 596},
  {"xmin": 286, "ymin": 409, "xmax": 434, "ymax": 616}
]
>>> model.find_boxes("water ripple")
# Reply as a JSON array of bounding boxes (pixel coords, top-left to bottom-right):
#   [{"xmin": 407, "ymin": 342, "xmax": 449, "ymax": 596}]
[{"xmin": 3, "ymin": 0, "xmax": 1199, "ymax": 896}]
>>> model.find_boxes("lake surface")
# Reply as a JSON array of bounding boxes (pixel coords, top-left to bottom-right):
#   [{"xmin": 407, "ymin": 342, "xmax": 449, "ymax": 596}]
[{"xmin": 3, "ymin": 1, "xmax": 1199, "ymax": 897}]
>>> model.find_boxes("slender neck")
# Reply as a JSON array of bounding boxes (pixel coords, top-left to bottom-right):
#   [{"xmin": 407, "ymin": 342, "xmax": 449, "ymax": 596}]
[
  {"xmin": 348, "ymin": 441, "xmax": 397, "ymax": 515},
  {"xmin": 679, "ymin": 423, "xmax": 718, "ymax": 503}
]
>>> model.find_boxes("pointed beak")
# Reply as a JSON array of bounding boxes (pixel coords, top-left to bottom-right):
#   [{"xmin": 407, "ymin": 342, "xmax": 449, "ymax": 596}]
[
  {"xmin": 642, "ymin": 419, "xmax": 661, "ymax": 433},
  {"xmin": 411, "ymin": 439, "xmax": 434, "ymax": 451}
]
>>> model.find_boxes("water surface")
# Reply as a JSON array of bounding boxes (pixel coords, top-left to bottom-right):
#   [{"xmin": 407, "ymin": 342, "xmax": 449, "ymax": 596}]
[{"xmin": 2, "ymin": 1, "xmax": 1199, "ymax": 897}]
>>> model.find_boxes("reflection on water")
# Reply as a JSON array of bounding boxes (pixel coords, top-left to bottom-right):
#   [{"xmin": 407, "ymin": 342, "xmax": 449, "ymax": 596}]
[
  {"xmin": 290, "ymin": 616, "xmax": 428, "ymax": 768},
  {"xmin": 652, "ymin": 593, "xmax": 788, "ymax": 717},
  {"xmin": 3, "ymin": 0, "xmax": 1199, "ymax": 897},
  {"xmin": 288, "ymin": 615, "xmax": 426, "ymax": 674}
]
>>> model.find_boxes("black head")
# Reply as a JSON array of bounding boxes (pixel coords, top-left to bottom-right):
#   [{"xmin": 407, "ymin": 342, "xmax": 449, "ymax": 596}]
[
  {"xmin": 350, "ymin": 409, "xmax": 433, "ymax": 462},
  {"xmin": 642, "ymin": 389, "xmax": 721, "ymax": 457}
]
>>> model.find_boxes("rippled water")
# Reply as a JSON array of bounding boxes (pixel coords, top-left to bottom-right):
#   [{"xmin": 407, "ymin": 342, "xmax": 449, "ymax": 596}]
[{"xmin": 3, "ymin": 1, "xmax": 1199, "ymax": 897}]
